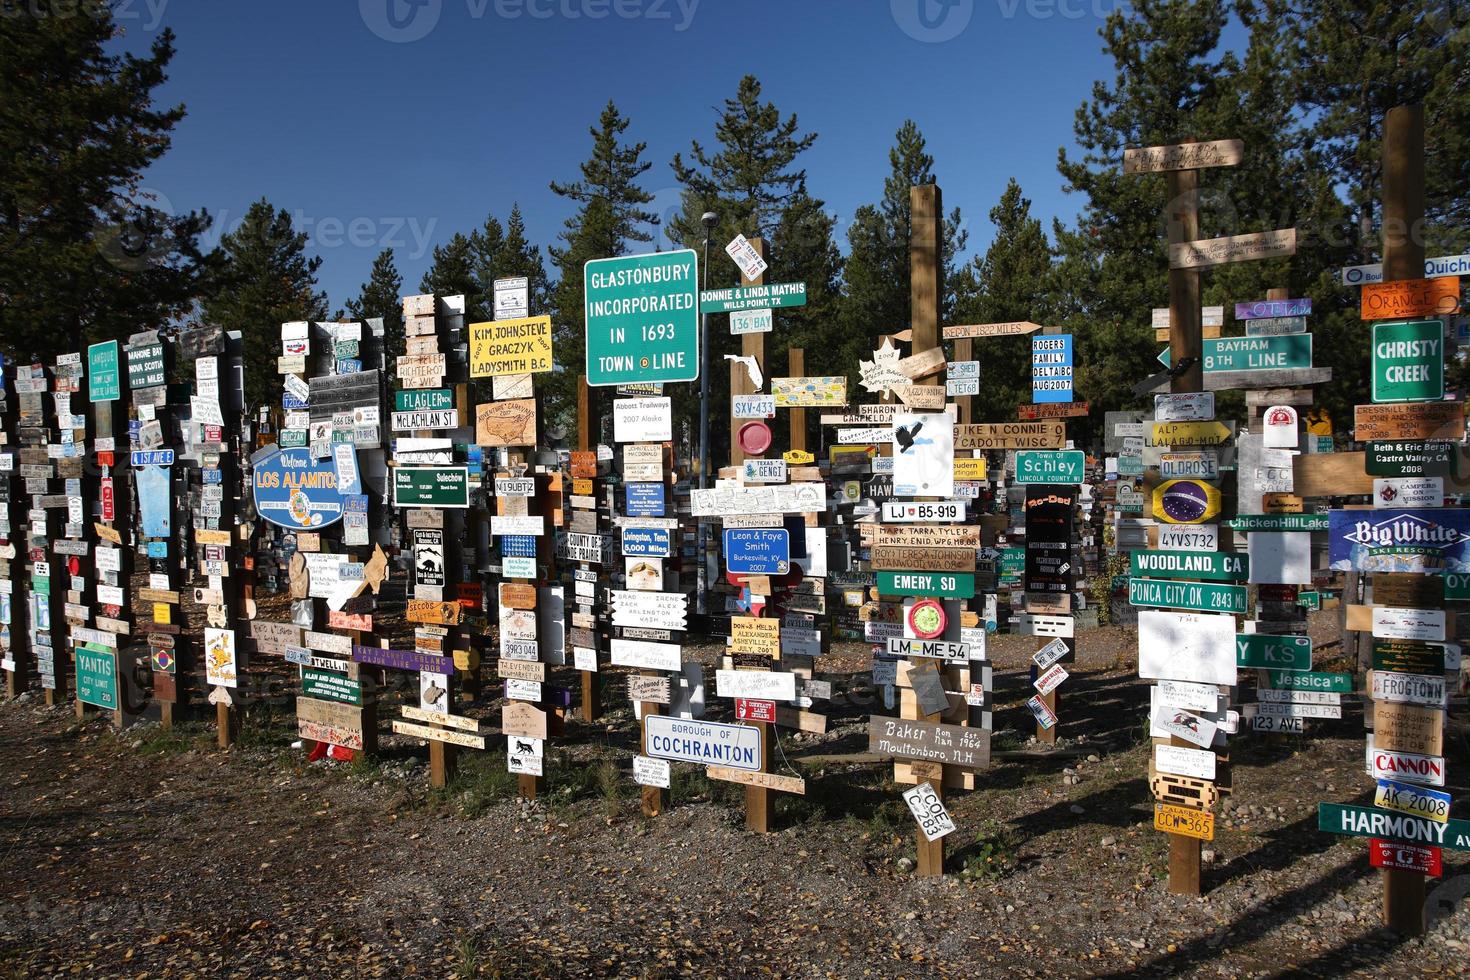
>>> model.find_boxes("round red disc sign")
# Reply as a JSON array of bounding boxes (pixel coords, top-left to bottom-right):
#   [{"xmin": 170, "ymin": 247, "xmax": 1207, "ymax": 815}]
[{"xmin": 738, "ymin": 421, "xmax": 773, "ymax": 456}]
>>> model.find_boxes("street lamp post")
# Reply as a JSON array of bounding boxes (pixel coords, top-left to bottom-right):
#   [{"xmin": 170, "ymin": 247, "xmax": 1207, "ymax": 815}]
[{"xmin": 695, "ymin": 211, "xmax": 717, "ymax": 616}]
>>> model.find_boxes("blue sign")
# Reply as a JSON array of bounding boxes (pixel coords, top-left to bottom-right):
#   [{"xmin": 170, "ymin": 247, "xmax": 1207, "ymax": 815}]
[
  {"xmin": 344, "ymin": 495, "xmax": 368, "ymax": 513},
  {"xmin": 202, "ymin": 468, "xmax": 223, "ymax": 485},
  {"xmin": 626, "ymin": 482, "xmax": 666, "ymax": 517},
  {"xmin": 1032, "ymin": 334, "xmax": 1073, "ymax": 404},
  {"xmin": 501, "ymin": 534, "xmax": 537, "ymax": 558},
  {"xmin": 723, "ymin": 528, "xmax": 790, "ymax": 575},
  {"xmin": 622, "ymin": 526, "xmax": 672, "ymax": 558},
  {"xmin": 336, "ymin": 359, "xmax": 362, "ymax": 374},
  {"xmin": 1329, "ymin": 508, "xmax": 1470, "ymax": 573},
  {"xmin": 251, "ymin": 447, "xmax": 346, "ymax": 530},
  {"xmin": 282, "ymin": 393, "xmax": 308, "ymax": 410},
  {"xmin": 146, "ymin": 541, "xmax": 169, "ymax": 558},
  {"xmin": 135, "ymin": 464, "xmax": 171, "ymax": 538},
  {"xmin": 131, "ymin": 449, "xmax": 175, "ymax": 467}
]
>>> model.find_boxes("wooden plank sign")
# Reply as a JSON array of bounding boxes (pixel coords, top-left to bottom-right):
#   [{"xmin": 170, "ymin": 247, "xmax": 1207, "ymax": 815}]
[
  {"xmin": 475, "ymin": 398, "xmax": 538, "ymax": 447},
  {"xmin": 1354, "ymin": 402, "xmax": 1465, "ymax": 442},
  {"xmin": 406, "ymin": 599, "xmax": 463, "ymax": 625},
  {"xmin": 1169, "ymin": 229, "xmax": 1296, "ymax": 269},
  {"xmin": 941, "ymin": 321, "xmax": 1042, "ymax": 340},
  {"xmin": 707, "ymin": 766, "xmax": 806, "ymax": 795},
  {"xmin": 954, "ymin": 422, "xmax": 1065, "ymax": 451},
  {"xmin": 1360, "ymin": 277, "xmax": 1460, "ymax": 321},
  {"xmin": 1124, "ymin": 139, "xmax": 1244, "ymax": 174}
]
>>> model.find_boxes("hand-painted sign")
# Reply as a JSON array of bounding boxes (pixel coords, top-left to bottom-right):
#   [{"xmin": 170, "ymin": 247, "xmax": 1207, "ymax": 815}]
[
  {"xmin": 1235, "ymin": 297, "xmax": 1311, "ymax": 319},
  {"xmin": 1360, "ymin": 277, "xmax": 1460, "ymax": 321},
  {"xmin": 468, "ymin": 315, "xmax": 554, "ymax": 377},
  {"xmin": 253, "ymin": 448, "xmax": 345, "ymax": 529}
]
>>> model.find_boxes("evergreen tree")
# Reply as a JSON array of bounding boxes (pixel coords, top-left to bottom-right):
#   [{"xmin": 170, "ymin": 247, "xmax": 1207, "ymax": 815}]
[
  {"xmin": 547, "ymin": 101, "xmax": 660, "ymax": 422},
  {"xmin": 666, "ymin": 75, "xmax": 821, "ymax": 463},
  {"xmin": 418, "ymin": 232, "xmax": 480, "ymax": 314},
  {"xmin": 0, "ymin": 3, "xmax": 215, "ymax": 362},
  {"xmin": 479, "ymin": 204, "xmax": 551, "ymax": 316},
  {"xmin": 201, "ymin": 199, "xmax": 327, "ymax": 406},
  {"xmin": 345, "ymin": 248, "xmax": 405, "ymax": 356},
  {"xmin": 840, "ymin": 120, "xmax": 968, "ymax": 348},
  {"xmin": 954, "ymin": 179, "xmax": 1053, "ymax": 423}
]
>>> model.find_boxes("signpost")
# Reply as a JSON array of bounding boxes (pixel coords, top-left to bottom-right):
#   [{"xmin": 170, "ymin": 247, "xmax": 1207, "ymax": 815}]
[{"xmin": 584, "ymin": 250, "xmax": 700, "ymax": 386}]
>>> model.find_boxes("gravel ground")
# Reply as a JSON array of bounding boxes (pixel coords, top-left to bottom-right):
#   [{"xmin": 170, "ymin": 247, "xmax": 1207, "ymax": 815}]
[{"xmin": 1, "ymin": 619, "xmax": 1467, "ymax": 978}]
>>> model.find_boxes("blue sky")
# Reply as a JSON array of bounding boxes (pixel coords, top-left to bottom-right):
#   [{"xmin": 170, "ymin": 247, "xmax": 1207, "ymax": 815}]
[{"xmin": 113, "ymin": 0, "xmax": 1169, "ymax": 309}]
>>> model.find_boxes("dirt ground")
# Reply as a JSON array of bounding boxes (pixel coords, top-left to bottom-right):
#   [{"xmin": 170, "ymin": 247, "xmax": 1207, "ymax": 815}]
[{"xmin": 1, "ymin": 620, "xmax": 1467, "ymax": 978}]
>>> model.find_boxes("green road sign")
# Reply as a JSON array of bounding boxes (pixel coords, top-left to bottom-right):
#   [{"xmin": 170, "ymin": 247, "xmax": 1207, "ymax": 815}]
[
  {"xmin": 1318, "ymin": 803, "xmax": 1470, "ymax": 850},
  {"xmin": 1372, "ymin": 319, "xmax": 1443, "ymax": 404},
  {"xmin": 1297, "ymin": 590, "xmax": 1321, "ymax": 610},
  {"xmin": 1158, "ymin": 346, "xmax": 1171, "ymax": 369},
  {"xmin": 1203, "ymin": 335, "xmax": 1312, "ymax": 372},
  {"xmin": 1129, "ymin": 578, "xmax": 1248, "ymax": 614},
  {"xmin": 1265, "ymin": 670, "xmax": 1351, "ymax": 693},
  {"xmin": 999, "ymin": 548, "xmax": 1024, "ymax": 585},
  {"xmin": 1015, "ymin": 450, "xmax": 1085, "ymax": 484},
  {"xmin": 584, "ymin": 249, "xmax": 699, "ymax": 386},
  {"xmin": 395, "ymin": 388, "xmax": 455, "ymax": 412},
  {"xmin": 87, "ymin": 340, "xmax": 121, "ymax": 402},
  {"xmin": 392, "ymin": 466, "xmax": 469, "ymax": 508},
  {"xmin": 1130, "ymin": 550, "xmax": 1248, "ymax": 582},
  {"xmin": 699, "ymin": 281, "xmax": 807, "ymax": 313},
  {"xmin": 878, "ymin": 571, "xmax": 975, "ymax": 599},
  {"xmin": 125, "ymin": 340, "xmax": 166, "ymax": 389},
  {"xmin": 76, "ymin": 648, "xmax": 118, "ymax": 711},
  {"xmin": 302, "ymin": 668, "xmax": 362, "ymax": 706},
  {"xmin": 1225, "ymin": 514, "xmax": 1329, "ymax": 532},
  {"xmin": 279, "ymin": 429, "xmax": 308, "ymax": 448},
  {"xmin": 1236, "ymin": 633, "xmax": 1312, "ymax": 671},
  {"xmin": 1447, "ymin": 572, "xmax": 1470, "ymax": 601}
]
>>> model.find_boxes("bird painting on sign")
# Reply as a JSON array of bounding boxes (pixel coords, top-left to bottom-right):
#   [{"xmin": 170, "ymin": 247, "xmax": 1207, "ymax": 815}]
[{"xmin": 892, "ymin": 411, "xmax": 954, "ymax": 498}]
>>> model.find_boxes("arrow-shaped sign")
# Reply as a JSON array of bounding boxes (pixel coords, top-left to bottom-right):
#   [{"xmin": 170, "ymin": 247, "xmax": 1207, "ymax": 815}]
[
  {"xmin": 1149, "ymin": 420, "xmax": 1233, "ymax": 447},
  {"xmin": 942, "ymin": 321, "xmax": 1043, "ymax": 340}
]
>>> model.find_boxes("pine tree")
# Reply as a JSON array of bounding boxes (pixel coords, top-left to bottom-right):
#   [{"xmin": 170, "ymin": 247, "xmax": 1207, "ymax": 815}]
[
  {"xmin": 419, "ymin": 232, "xmax": 480, "ymax": 314},
  {"xmin": 666, "ymin": 75, "xmax": 820, "ymax": 463},
  {"xmin": 954, "ymin": 179, "xmax": 1053, "ymax": 423},
  {"xmin": 480, "ymin": 204, "xmax": 551, "ymax": 316},
  {"xmin": 0, "ymin": 4, "xmax": 215, "ymax": 362},
  {"xmin": 345, "ymin": 248, "xmax": 405, "ymax": 356},
  {"xmin": 201, "ymin": 199, "xmax": 327, "ymax": 406},
  {"xmin": 547, "ymin": 101, "xmax": 660, "ymax": 422},
  {"xmin": 840, "ymin": 120, "xmax": 968, "ymax": 348}
]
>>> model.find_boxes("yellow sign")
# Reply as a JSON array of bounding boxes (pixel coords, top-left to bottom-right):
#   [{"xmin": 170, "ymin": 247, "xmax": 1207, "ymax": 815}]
[
  {"xmin": 1306, "ymin": 408, "xmax": 1332, "ymax": 438},
  {"xmin": 1149, "ymin": 420, "xmax": 1232, "ymax": 447},
  {"xmin": 1154, "ymin": 802, "xmax": 1214, "ymax": 840},
  {"xmin": 783, "ymin": 449, "xmax": 815, "ymax": 465},
  {"xmin": 772, "ymin": 376, "xmax": 847, "ymax": 408},
  {"xmin": 468, "ymin": 315, "xmax": 554, "ymax": 378},
  {"xmin": 153, "ymin": 603, "xmax": 171, "ymax": 625},
  {"xmin": 953, "ymin": 457, "xmax": 987, "ymax": 481},
  {"xmin": 1152, "ymin": 479, "xmax": 1222, "ymax": 524}
]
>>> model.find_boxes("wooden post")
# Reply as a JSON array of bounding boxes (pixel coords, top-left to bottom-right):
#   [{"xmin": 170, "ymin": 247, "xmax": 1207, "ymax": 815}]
[
  {"xmin": 909, "ymin": 183, "xmax": 948, "ymax": 877},
  {"xmin": 1378, "ymin": 103, "xmax": 1427, "ymax": 937},
  {"xmin": 1165, "ymin": 146, "xmax": 1204, "ymax": 897},
  {"xmin": 576, "ymin": 376, "xmax": 602, "ymax": 723},
  {"xmin": 788, "ymin": 349, "xmax": 806, "ymax": 453}
]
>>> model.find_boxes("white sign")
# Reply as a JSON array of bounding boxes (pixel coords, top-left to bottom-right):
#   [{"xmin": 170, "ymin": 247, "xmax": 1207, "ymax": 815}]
[
  {"xmin": 506, "ymin": 734, "xmax": 544, "ymax": 776},
  {"xmin": 892, "ymin": 410, "xmax": 954, "ymax": 498},
  {"xmin": 715, "ymin": 669, "xmax": 797, "ymax": 701},
  {"xmin": 610, "ymin": 638, "xmax": 682, "ymax": 672},
  {"xmin": 1155, "ymin": 679, "xmax": 1219, "ymax": 714},
  {"xmin": 1151, "ymin": 704, "xmax": 1218, "ymax": 748},
  {"xmin": 732, "ymin": 394, "xmax": 776, "ymax": 419},
  {"xmin": 1032, "ymin": 637, "xmax": 1069, "ymax": 670},
  {"xmin": 643, "ymin": 716, "xmax": 762, "ymax": 771},
  {"xmin": 690, "ymin": 483, "xmax": 825, "ymax": 516},
  {"xmin": 632, "ymin": 754, "xmax": 671, "ymax": 788},
  {"xmin": 1374, "ymin": 478, "xmax": 1443, "ymax": 509},
  {"xmin": 1339, "ymin": 253, "xmax": 1470, "ymax": 285},
  {"xmin": 1160, "ymin": 451, "xmax": 1219, "ymax": 481},
  {"xmin": 1158, "ymin": 524, "xmax": 1218, "ymax": 552},
  {"xmin": 493, "ymin": 276, "xmax": 529, "ymax": 320},
  {"xmin": 1262, "ymin": 405, "xmax": 1298, "ymax": 449},
  {"xmin": 1247, "ymin": 532, "xmax": 1311, "ymax": 586},
  {"xmin": 1138, "ymin": 610, "xmax": 1237, "ymax": 686},
  {"xmin": 1371, "ymin": 607, "xmax": 1445, "ymax": 642},
  {"xmin": 1034, "ymin": 663, "xmax": 1068, "ymax": 696},
  {"xmin": 881, "ymin": 501, "xmax": 966, "ymax": 522},
  {"xmin": 730, "ymin": 308, "xmax": 773, "ymax": 335},
  {"xmin": 946, "ymin": 360, "xmax": 979, "ymax": 397},
  {"xmin": 1155, "ymin": 744, "xmax": 1217, "ymax": 780},
  {"xmin": 1155, "ymin": 392, "xmax": 1214, "ymax": 422},
  {"xmin": 1370, "ymin": 671, "xmax": 1447, "ymax": 707},
  {"xmin": 190, "ymin": 396, "xmax": 224, "ymax": 428},
  {"xmin": 491, "ymin": 516, "xmax": 544, "ymax": 537},
  {"xmin": 742, "ymin": 458, "xmax": 787, "ymax": 484},
  {"xmin": 724, "ymin": 233, "xmax": 769, "ymax": 280},
  {"xmin": 902, "ymin": 782, "xmax": 956, "ymax": 842},
  {"xmin": 886, "ymin": 637, "xmax": 971, "ymax": 660},
  {"xmin": 392, "ymin": 409, "xmax": 458, "ymax": 431},
  {"xmin": 610, "ymin": 590, "xmax": 687, "ymax": 631},
  {"xmin": 614, "ymin": 397, "xmax": 672, "ymax": 443},
  {"xmin": 1367, "ymin": 742, "xmax": 1445, "ymax": 788}
]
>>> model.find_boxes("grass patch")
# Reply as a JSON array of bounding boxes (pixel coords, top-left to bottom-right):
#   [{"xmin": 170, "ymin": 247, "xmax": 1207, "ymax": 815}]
[
  {"xmin": 448, "ymin": 751, "xmax": 520, "ymax": 818},
  {"xmin": 957, "ymin": 819, "xmax": 1019, "ymax": 879},
  {"xmin": 129, "ymin": 721, "xmax": 210, "ymax": 756}
]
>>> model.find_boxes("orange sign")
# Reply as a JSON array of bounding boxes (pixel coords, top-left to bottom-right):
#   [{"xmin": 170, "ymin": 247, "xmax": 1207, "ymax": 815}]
[{"xmin": 1360, "ymin": 277, "xmax": 1460, "ymax": 321}]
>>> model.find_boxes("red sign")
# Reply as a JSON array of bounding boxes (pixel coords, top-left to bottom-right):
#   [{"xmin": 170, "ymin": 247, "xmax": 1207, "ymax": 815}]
[
  {"xmin": 456, "ymin": 582, "xmax": 483, "ymax": 609},
  {"xmin": 328, "ymin": 610, "xmax": 373, "ymax": 632},
  {"xmin": 1369, "ymin": 838, "xmax": 1442, "ymax": 876},
  {"xmin": 205, "ymin": 424, "xmax": 223, "ymax": 442},
  {"xmin": 1257, "ymin": 584, "xmax": 1299, "ymax": 603},
  {"xmin": 735, "ymin": 698, "xmax": 777, "ymax": 723},
  {"xmin": 570, "ymin": 451, "xmax": 597, "ymax": 479},
  {"xmin": 100, "ymin": 477, "xmax": 115, "ymax": 521},
  {"xmin": 97, "ymin": 451, "xmax": 114, "ymax": 468}
]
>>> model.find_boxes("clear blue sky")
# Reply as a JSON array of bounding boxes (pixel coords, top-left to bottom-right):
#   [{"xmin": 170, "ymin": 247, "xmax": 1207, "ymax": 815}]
[{"xmin": 111, "ymin": 0, "xmax": 1203, "ymax": 310}]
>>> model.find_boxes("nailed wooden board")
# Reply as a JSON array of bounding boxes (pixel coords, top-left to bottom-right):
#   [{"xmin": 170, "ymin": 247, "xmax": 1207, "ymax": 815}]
[
  {"xmin": 1202, "ymin": 368, "xmax": 1331, "ymax": 391},
  {"xmin": 706, "ymin": 766, "xmax": 806, "ymax": 795},
  {"xmin": 392, "ymin": 720, "xmax": 487, "ymax": 750}
]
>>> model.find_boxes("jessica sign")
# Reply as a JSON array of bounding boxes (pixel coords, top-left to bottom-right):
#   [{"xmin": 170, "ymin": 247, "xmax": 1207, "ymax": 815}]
[{"xmin": 252, "ymin": 448, "xmax": 345, "ymax": 529}]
